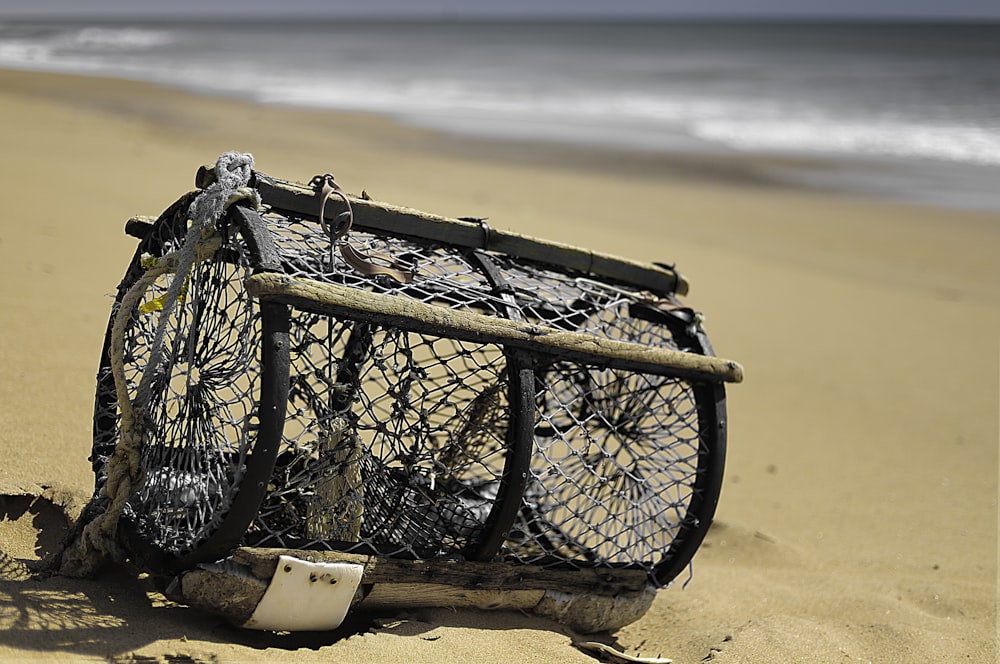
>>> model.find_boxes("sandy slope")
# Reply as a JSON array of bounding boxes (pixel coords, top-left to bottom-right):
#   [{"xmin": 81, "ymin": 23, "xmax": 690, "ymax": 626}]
[{"xmin": 0, "ymin": 69, "xmax": 997, "ymax": 663}]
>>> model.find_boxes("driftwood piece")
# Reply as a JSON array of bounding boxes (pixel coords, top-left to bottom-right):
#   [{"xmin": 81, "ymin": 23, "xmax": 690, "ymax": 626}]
[
  {"xmin": 178, "ymin": 561, "xmax": 269, "ymax": 626},
  {"xmin": 174, "ymin": 547, "xmax": 656, "ymax": 633},
  {"xmin": 246, "ymin": 272, "xmax": 743, "ymax": 383},
  {"xmin": 254, "ymin": 175, "xmax": 690, "ymax": 296}
]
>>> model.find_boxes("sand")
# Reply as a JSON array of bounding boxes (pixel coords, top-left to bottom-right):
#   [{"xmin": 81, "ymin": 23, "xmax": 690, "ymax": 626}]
[{"xmin": 0, "ymin": 68, "xmax": 997, "ymax": 663}]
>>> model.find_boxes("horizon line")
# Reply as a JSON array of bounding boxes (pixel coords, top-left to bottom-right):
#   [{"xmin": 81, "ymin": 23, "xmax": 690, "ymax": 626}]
[{"xmin": 2, "ymin": 12, "xmax": 1000, "ymax": 23}]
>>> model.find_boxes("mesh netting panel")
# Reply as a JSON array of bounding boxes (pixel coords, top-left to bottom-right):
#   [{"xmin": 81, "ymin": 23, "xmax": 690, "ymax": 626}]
[
  {"xmin": 509, "ymin": 364, "xmax": 701, "ymax": 572},
  {"xmin": 491, "ymin": 254, "xmax": 693, "ymax": 350},
  {"xmin": 260, "ymin": 209, "xmax": 507, "ymax": 316},
  {"xmin": 247, "ymin": 320, "xmax": 510, "ymax": 558},
  {"xmin": 93, "ymin": 218, "xmax": 263, "ymax": 558},
  {"xmin": 241, "ymin": 208, "xmax": 514, "ymax": 557}
]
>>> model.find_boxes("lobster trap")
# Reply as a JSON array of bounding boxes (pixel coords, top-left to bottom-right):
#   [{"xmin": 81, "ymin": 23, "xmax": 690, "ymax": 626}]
[{"xmin": 89, "ymin": 157, "xmax": 742, "ymax": 633}]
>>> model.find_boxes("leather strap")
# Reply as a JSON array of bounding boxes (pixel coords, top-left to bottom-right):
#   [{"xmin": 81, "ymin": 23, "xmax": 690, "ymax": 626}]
[{"xmin": 311, "ymin": 174, "xmax": 413, "ymax": 284}]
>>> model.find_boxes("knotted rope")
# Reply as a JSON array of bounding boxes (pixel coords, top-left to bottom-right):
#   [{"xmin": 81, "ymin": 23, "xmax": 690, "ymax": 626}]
[{"xmin": 58, "ymin": 151, "xmax": 258, "ymax": 577}]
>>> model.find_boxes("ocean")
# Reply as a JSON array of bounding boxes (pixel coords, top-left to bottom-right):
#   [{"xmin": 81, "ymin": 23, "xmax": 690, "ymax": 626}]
[{"xmin": 1, "ymin": 19, "xmax": 998, "ymax": 210}]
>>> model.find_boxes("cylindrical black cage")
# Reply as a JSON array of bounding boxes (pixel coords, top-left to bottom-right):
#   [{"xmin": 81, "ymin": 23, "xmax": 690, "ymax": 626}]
[{"xmin": 91, "ymin": 170, "xmax": 740, "ymax": 589}]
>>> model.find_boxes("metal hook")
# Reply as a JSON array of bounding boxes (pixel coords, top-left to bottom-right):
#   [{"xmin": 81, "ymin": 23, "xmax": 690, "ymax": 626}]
[{"xmin": 313, "ymin": 174, "xmax": 354, "ymax": 242}]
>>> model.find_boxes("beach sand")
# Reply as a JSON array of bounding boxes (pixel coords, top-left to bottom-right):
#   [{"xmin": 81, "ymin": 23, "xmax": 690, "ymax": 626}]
[{"xmin": 0, "ymin": 68, "xmax": 997, "ymax": 663}]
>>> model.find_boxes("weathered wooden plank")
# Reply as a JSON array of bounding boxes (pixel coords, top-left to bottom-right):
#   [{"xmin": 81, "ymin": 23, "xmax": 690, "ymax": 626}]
[
  {"xmin": 230, "ymin": 547, "xmax": 650, "ymax": 595},
  {"xmin": 179, "ymin": 565, "xmax": 267, "ymax": 625},
  {"xmin": 254, "ymin": 175, "xmax": 690, "ymax": 296},
  {"xmin": 177, "ymin": 547, "xmax": 656, "ymax": 632},
  {"xmin": 246, "ymin": 272, "xmax": 744, "ymax": 383},
  {"xmin": 362, "ymin": 583, "xmax": 545, "ymax": 611}
]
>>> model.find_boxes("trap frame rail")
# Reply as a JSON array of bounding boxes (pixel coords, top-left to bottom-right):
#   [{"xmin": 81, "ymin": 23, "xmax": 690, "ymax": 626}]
[{"xmin": 90, "ymin": 160, "xmax": 742, "ymax": 632}]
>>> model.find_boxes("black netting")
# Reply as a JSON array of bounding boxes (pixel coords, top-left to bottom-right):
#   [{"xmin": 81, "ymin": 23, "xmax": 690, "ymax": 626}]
[
  {"xmin": 93, "ymin": 216, "xmax": 263, "ymax": 558},
  {"xmin": 261, "ymin": 209, "xmax": 506, "ymax": 316},
  {"xmin": 509, "ymin": 363, "xmax": 701, "ymax": 571},
  {"xmin": 92, "ymin": 179, "xmax": 727, "ymax": 587},
  {"xmin": 247, "ymin": 323, "xmax": 510, "ymax": 558}
]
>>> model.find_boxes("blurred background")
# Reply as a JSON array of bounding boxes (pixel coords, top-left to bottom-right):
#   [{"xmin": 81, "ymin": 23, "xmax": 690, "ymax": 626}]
[{"xmin": 1, "ymin": 0, "xmax": 998, "ymax": 210}]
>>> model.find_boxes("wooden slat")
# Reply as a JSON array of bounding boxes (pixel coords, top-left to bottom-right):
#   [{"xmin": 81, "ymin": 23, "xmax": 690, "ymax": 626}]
[
  {"xmin": 361, "ymin": 584, "xmax": 545, "ymax": 611},
  {"xmin": 254, "ymin": 175, "xmax": 690, "ymax": 296},
  {"xmin": 246, "ymin": 272, "xmax": 743, "ymax": 383},
  {"xmin": 231, "ymin": 547, "xmax": 650, "ymax": 595},
  {"xmin": 178, "ymin": 547, "xmax": 655, "ymax": 632}
]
